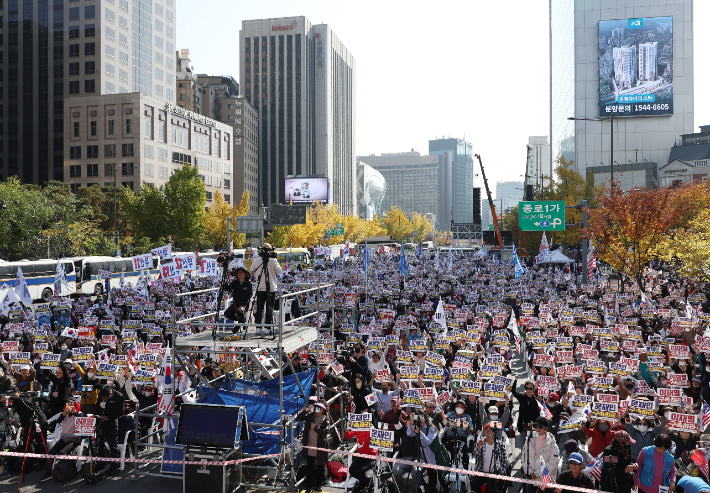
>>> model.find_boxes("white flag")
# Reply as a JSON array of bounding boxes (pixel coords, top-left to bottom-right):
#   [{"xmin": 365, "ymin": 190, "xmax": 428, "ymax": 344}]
[
  {"xmin": 433, "ymin": 300, "xmax": 446, "ymax": 330},
  {"xmin": 14, "ymin": 267, "xmax": 33, "ymax": 306},
  {"xmin": 0, "ymin": 288, "xmax": 20, "ymax": 316}
]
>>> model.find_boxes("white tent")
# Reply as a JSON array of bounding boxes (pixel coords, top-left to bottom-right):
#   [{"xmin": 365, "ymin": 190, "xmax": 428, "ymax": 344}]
[{"xmin": 541, "ymin": 249, "xmax": 573, "ymax": 264}]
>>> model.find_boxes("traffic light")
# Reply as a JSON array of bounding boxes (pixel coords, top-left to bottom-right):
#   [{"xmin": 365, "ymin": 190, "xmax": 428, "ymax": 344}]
[
  {"xmin": 525, "ymin": 185, "xmax": 534, "ymax": 201},
  {"xmin": 472, "ymin": 188, "xmax": 481, "ymax": 224}
]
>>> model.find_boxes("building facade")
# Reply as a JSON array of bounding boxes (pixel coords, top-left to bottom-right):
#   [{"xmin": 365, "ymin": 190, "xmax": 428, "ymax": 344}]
[
  {"xmin": 429, "ymin": 138, "xmax": 473, "ymax": 224},
  {"xmin": 552, "ymin": 0, "xmax": 694, "ymax": 174},
  {"xmin": 586, "ymin": 161, "xmax": 657, "ymax": 191},
  {"xmin": 176, "ymin": 49, "xmax": 201, "ymax": 114},
  {"xmin": 527, "ymin": 136, "xmax": 550, "ymax": 189},
  {"xmin": 658, "ymin": 125, "xmax": 710, "ymax": 187},
  {"xmin": 239, "ymin": 16, "xmax": 356, "ymax": 214},
  {"xmin": 0, "ymin": 0, "xmax": 177, "ymax": 185},
  {"xmin": 63, "ymin": 93, "xmax": 233, "ymax": 204},
  {"xmin": 550, "ymin": 0, "xmax": 577, "ymax": 171},
  {"xmin": 496, "ymin": 181, "xmax": 523, "ymax": 213},
  {"xmin": 357, "ymin": 151, "xmax": 452, "ymax": 231},
  {"xmin": 356, "ymin": 161, "xmax": 386, "ymax": 220}
]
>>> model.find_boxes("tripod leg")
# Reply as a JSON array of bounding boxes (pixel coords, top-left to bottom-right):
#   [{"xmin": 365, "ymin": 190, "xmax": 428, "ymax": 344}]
[
  {"xmin": 17, "ymin": 427, "xmax": 31, "ymax": 493},
  {"xmin": 37, "ymin": 429, "xmax": 56, "ymax": 482}
]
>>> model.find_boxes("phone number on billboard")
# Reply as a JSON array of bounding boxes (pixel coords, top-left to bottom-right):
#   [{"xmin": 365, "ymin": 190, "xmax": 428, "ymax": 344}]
[{"xmin": 605, "ymin": 104, "xmax": 669, "ymax": 115}]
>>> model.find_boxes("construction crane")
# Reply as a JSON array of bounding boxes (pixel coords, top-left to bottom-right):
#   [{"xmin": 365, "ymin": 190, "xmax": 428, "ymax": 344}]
[{"xmin": 474, "ymin": 154, "xmax": 504, "ymax": 251}]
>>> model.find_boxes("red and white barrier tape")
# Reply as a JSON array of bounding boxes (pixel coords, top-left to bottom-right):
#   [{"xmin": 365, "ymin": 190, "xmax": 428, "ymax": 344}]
[
  {"xmin": 0, "ymin": 451, "xmax": 280, "ymax": 467},
  {"xmin": 297, "ymin": 445, "xmax": 610, "ymax": 493}
]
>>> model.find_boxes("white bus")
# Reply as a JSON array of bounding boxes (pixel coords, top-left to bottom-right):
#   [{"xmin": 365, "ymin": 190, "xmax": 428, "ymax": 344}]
[
  {"xmin": 76, "ymin": 256, "xmax": 160, "ymax": 296},
  {"xmin": 0, "ymin": 259, "xmax": 77, "ymax": 302}
]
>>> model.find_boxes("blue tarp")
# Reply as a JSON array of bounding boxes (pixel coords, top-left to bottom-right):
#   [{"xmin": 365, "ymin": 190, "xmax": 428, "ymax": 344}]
[{"xmin": 196, "ymin": 369, "xmax": 315, "ymax": 455}]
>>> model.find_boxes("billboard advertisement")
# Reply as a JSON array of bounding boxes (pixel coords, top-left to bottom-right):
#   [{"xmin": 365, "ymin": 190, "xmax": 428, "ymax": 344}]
[
  {"xmin": 284, "ymin": 177, "xmax": 329, "ymax": 204},
  {"xmin": 599, "ymin": 16, "xmax": 673, "ymax": 117}
]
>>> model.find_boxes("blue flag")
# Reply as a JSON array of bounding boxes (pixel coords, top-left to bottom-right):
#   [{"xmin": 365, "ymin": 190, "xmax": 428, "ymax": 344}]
[
  {"xmin": 363, "ymin": 240, "xmax": 369, "ymax": 274},
  {"xmin": 104, "ymin": 263, "xmax": 111, "ymax": 294},
  {"xmin": 399, "ymin": 242, "xmax": 408, "ymax": 276},
  {"xmin": 333, "ymin": 257, "xmax": 338, "ymax": 273},
  {"xmin": 513, "ymin": 244, "xmax": 525, "ymax": 279}
]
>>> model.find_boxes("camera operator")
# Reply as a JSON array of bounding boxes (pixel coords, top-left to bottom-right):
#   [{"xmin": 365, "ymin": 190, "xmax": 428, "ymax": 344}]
[
  {"xmin": 223, "ymin": 266, "xmax": 252, "ymax": 333},
  {"xmin": 249, "ymin": 243, "xmax": 282, "ymax": 333},
  {"xmin": 406, "ymin": 412, "xmax": 438, "ymax": 493},
  {"xmin": 97, "ymin": 385, "xmax": 125, "ymax": 474},
  {"xmin": 1, "ymin": 380, "xmax": 49, "ymax": 461},
  {"xmin": 599, "ymin": 431, "xmax": 638, "ymax": 493}
]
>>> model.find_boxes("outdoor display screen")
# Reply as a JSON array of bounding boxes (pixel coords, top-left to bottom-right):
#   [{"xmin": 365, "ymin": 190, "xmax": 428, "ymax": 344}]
[
  {"xmin": 598, "ymin": 16, "xmax": 673, "ymax": 117},
  {"xmin": 285, "ymin": 177, "xmax": 329, "ymax": 204},
  {"xmin": 176, "ymin": 404, "xmax": 241, "ymax": 448}
]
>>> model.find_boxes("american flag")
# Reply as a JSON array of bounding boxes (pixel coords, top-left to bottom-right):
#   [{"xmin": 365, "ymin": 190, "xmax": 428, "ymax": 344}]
[
  {"xmin": 537, "ymin": 397, "xmax": 553, "ymax": 420},
  {"xmin": 702, "ymin": 402, "xmax": 710, "ymax": 430},
  {"xmin": 330, "ymin": 361, "xmax": 344, "ymax": 376},
  {"xmin": 587, "ymin": 453, "xmax": 603, "ymax": 482},
  {"xmin": 539, "ymin": 457, "xmax": 553, "ymax": 489},
  {"xmin": 127, "ymin": 340, "xmax": 137, "ymax": 368}
]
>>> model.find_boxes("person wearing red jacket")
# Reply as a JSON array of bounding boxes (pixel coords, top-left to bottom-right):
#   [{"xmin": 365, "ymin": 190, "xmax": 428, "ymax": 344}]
[
  {"xmin": 584, "ymin": 418, "xmax": 620, "ymax": 457},
  {"xmin": 344, "ymin": 428, "xmax": 376, "ymax": 493}
]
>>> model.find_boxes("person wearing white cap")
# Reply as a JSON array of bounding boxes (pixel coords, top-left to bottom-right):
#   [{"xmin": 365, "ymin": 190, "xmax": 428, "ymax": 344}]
[
  {"xmin": 249, "ymin": 243, "xmax": 282, "ymax": 334},
  {"xmin": 9, "ymin": 362, "xmax": 36, "ymax": 392}
]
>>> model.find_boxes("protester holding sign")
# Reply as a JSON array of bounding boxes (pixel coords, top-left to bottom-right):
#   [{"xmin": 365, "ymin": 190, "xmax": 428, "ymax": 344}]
[{"xmin": 73, "ymin": 360, "xmax": 99, "ymax": 414}]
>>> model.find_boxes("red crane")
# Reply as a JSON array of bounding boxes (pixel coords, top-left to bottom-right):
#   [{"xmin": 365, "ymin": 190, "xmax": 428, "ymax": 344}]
[{"xmin": 475, "ymin": 154, "xmax": 503, "ymax": 250}]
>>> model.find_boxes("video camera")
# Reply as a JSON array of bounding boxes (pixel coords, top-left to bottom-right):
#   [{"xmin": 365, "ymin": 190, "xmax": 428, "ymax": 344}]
[
  {"xmin": 217, "ymin": 252, "xmax": 237, "ymax": 269},
  {"xmin": 258, "ymin": 245, "xmax": 277, "ymax": 261}
]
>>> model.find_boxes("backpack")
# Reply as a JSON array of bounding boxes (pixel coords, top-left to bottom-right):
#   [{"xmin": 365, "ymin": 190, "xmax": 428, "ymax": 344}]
[{"xmin": 53, "ymin": 459, "xmax": 77, "ymax": 482}]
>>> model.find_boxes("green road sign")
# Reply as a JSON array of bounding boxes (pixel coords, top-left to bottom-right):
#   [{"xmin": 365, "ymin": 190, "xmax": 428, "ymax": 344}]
[
  {"xmin": 332, "ymin": 227, "xmax": 344, "ymax": 235},
  {"xmin": 518, "ymin": 201, "xmax": 566, "ymax": 231},
  {"xmin": 335, "ymin": 223, "xmax": 343, "ymax": 227}
]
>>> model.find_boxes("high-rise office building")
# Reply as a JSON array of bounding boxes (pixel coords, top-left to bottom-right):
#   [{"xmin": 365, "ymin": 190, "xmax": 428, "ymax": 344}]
[
  {"xmin": 429, "ymin": 138, "xmax": 473, "ymax": 224},
  {"xmin": 551, "ymin": 0, "xmax": 694, "ymax": 174},
  {"xmin": 638, "ymin": 42, "xmax": 658, "ymax": 81},
  {"xmin": 527, "ymin": 136, "xmax": 550, "ymax": 190},
  {"xmin": 357, "ymin": 151, "xmax": 452, "ymax": 231},
  {"xmin": 496, "ymin": 181, "xmax": 523, "ymax": 213},
  {"xmin": 0, "ymin": 0, "xmax": 177, "ymax": 185},
  {"xmin": 239, "ymin": 16, "xmax": 356, "ymax": 215}
]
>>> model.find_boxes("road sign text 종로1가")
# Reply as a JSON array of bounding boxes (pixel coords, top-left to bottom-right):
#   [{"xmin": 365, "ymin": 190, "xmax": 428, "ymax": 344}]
[{"xmin": 518, "ymin": 201, "xmax": 566, "ymax": 231}]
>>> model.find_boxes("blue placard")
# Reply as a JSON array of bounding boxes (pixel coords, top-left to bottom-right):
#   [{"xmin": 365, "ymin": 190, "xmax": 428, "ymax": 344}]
[{"xmin": 161, "ymin": 417, "xmax": 184, "ymax": 474}]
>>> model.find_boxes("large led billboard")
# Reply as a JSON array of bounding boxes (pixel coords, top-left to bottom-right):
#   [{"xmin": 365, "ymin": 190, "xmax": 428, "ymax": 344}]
[
  {"xmin": 284, "ymin": 177, "xmax": 329, "ymax": 204},
  {"xmin": 599, "ymin": 16, "xmax": 673, "ymax": 117}
]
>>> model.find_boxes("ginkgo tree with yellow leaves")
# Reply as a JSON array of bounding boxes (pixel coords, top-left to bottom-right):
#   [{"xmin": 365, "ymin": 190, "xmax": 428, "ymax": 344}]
[{"xmin": 202, "ymin": 190, "xmax": 250, "ymax": 250}]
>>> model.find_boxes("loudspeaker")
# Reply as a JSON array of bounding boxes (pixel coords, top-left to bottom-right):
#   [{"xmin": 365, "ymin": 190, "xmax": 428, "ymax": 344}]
[
  {"xmin": 525, "ymin": 185, "xmax": 534, "ymax": 202},
  {"xmin": 183, "ymin": 448, "xmax": 240, "ymax": 493},
  {"xmin": 472, "ymin": 188, "xmax": 481, "ymax": 224}
]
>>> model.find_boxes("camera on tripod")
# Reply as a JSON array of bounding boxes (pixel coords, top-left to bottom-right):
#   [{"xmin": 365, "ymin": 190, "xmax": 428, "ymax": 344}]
[
  {"xmin": 258, "ymin": 245, "xmax": 277, "ymax": 260},
  {"xmin": 217, "ymin": 252, "xmax": 237, "ymax": 269}
]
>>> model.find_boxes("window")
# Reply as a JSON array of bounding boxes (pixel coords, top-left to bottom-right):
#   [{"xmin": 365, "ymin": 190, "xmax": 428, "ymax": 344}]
[
  {"xmin": 119, "ymin": 16, "xmax": 127, "ymax": 29},
  {"xmin": 85, "ymin": 42, "xmax": 95, "ymax": 56},
  {"xmin": 224, "ymin": 179, "xmax": 230, "ymax": 189},
  {"xmin": 69, "ymin": 62, "xmax": 80, "ymax": 75},
  {"xmin": 105, "ymin": 8, "xmax": 114, "ymax": 22},
  {"xmin": 87, "ymin": 145, "xmax": 98, "ymax": 158},
  {"xmin": 155, "ymin": 19, "xmax": 162, "ymax": 32},
  {"xmin": 69, "ymin": 25, "xmax": 79, "ymax": 39},
  {"xmin": 119, "ymin": 0, "xmax": 128, "ymax": 11},
  {"xmin": 155, "ymin": 67, "xmax": 163, "ymax": 80},
  {"xmin": 158, "ymin": 148, "xmax": 168, "ymax": 161},
  {"xmin": 105, "ymin": 163, "xmax": 115, "ymax": 176},
  {"xmin": 205, "ymin": 191, "xmax": 212, "ymax": 201},
  {"xmin": 73, "ymin": 122, "xmax": 80, "ymax": 137},
  {"xmin": 144, "ymin": 145, "xmax": 154, "ymax": 158},
  {"xmin": 69, "ymin": 44, "xmax": 80, "ymax": 57},
  {"xmin": 105, "ymin": 27, "xmax": 115, "ymax": 40},
  {"xmin": 105, "ymin": 45, "xmax": 115, "ymax": 58},
  {"xmin": 125, "ymin": 119, "xmax": 132, "ymax": 134},
  {"xmin": 119, "ymin": 52, "xmax": 128, "ymax": 65},
  {"xmin": 54, "ymin": 46, "xmax": 64, "ymax": 61},
  {"xmin": 155, "ymin": 3, "xmax": 163, "ymax": 15},
  {"xmin": 119, "ymin": 33, "xmax": 127, "ymax": 47},
  {"xmin": 144, "ymin": 162, "xmax": 154, "ymax": 177},
  {"xmin": 85, "ymin": 61, "xmax": 95, "ymax": 74},
  {"xmin": 70, "ymin": 184, "xmax": 81, "ymax": 193},
  {"xmin": 108, "ymin": 120, "xmax": 115, "ymax": 135},
  {"xmin": 105, "ymin": 63, "xmax": 115, "ymax": 77},
  {"xmin": 166, "ymin": 25, "xmax": 173, "ymax": 38},
  {"xmin": 119, "ymin": 68, "xmax": 128, "ymax": 82},
  {"xmin": 166, "ymin": 9, "xmax": 174, "ymax": 22},
  {"xmin": 69, "ymin": 81, "xmax": 80, "ymax": 94},
  {"xmin": 85, "ymin": 24, "xmax": 95, "ymax": 37},
  {"xmin": 69, "ymin": 7, "xmax": 79, "ymax": 20},
  {"xmin": 166, "ymin": 41, "xmax": 174, "ymax": 53},
  {"xmin": 155, "ymin": 36, "xmax": 163, "ymax": 49},
  {"xmin": 179, "ymin": 94, "xmax": 185, "ymax": 100},
  {"xmin": 122, "ymin": 163, "xmax": 134, "ymax": 176},
  {"xmin": 224, "ymin": 195, "xmax": 230, "ymax": 204},
  {"xmin": 70, "ymin": 146, "xmax": 81, "ymax": 159},
  {"xmin": 228, "ymin": 104, "xmax": 234, "ymax": 109},
  {"xmin": 145, "ymin": 114, "xmax": 152, "ymax": 137},
  {"xmin": 90, "ymin": 121, "xmax": 97, "ymax": 136},
  {"xmin": 85, "ymin": 5, "xmax": 95, "ymax": 19},
  {"xmin": 105, "ymin": 144, "xmax": 116, "ymax": 157},
  {"xmin": 69, "ymin": 165, "xmax": 81, "ymax": 177},
  {"xmin": 121, "ymin": 143, "xmax": 133, "ymax": 156},
  {"xmin": 85, "ymin": 79, "xmax": 95, "ymax": 93},
  {"xmin": 228, "ymin": 115, "xmax": 234, "ymax": 120},
  {"xmin": 87, "ymin": 163, "xmax": 98, "ymax": 177},
  {"xmin": 158, "ymin": 119, "xmax": 166, "ymax": 142}
]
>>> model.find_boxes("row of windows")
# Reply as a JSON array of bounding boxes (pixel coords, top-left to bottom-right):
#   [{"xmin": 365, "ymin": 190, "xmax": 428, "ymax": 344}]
[
  {"xmin": 73, "ymin": 119, "xmax": 131, "ymax": 138},
  {"xmin": 69, "ymin": 144, "xmax": 134, "ymax": 159},
  {"xmin": 69, "ymin": 162, "xmax": 133, "ymax": 178}
]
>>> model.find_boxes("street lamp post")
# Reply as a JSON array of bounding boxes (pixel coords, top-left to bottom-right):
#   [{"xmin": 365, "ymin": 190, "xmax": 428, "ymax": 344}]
[{"xmin": 568, "ymin": 115, "xmax": 614, "ymax": 185}]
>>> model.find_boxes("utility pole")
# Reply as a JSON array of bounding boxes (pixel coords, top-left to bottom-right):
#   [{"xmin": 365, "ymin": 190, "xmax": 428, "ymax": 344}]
[
  {"xmin": 610, "ymin": 113, "xmax": 614, "ymax": 185},
  {"xmin": 581, "ymin": 199, "xmax": 588, "ymax": 284},
  {"xmin": 114, "ymin": 163, "xmax": 119, "ymax": 254}
]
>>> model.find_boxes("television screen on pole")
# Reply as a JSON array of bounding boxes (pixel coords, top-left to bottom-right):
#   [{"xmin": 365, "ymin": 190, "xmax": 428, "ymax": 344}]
[
  {"xmin": 598, "ymin": 16, "xmax": 673, "ymax": 117},
  {"xmin": 284, "ymin": 177, "xmax": 329, "ymax": 204}
]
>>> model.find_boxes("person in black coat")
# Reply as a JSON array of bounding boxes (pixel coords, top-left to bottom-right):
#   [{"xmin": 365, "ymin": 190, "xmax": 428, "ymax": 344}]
[
  {"xmin": 224, "ymin": 267, "xmax": 253, "ymax": 332},
  {"xmin": 136, "ymin": 383, "xmax": 158, "ymax": 437},
  {"xmin": 97, "ymin": 385, "xmax": 125, "ymax": 472},
  {"xmin": 348, "ymin": 344, "xmax": 371, "ymax": 384},
  {"xmin": 511, "ymin": 376, "xmax": 541, "ymax": 449},
  {"xmin": 44, "ymin": 365, "xmax": 72, "ymax": 418},
  {"xmin": 351, "ymin": 374, "xmax": 373, "ymax": 414}
]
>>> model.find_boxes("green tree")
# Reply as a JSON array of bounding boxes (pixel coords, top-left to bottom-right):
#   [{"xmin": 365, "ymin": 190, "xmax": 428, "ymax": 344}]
[
  {"xmin": 0, "ymin": 177, "xmax": 54, "ymax": 260},
  {"xmin": 380, "ymin": 206, "xmax": 413, "ymax": 241},
  {"xmin": 164, "ymin": 164, "xmax": 206, "ymax": 250},
  {"xmin": 128, "ymin": 184, "xmax": 170, "ymax": 244}
]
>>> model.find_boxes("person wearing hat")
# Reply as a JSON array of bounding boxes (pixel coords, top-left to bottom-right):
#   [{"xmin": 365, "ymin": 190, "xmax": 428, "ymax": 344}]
[
  {"xmin": 136, "ymin": 382, "xmax": 157, "ymax": 437},
  {"xmin": 380, "ymin": 394, "xmax": 408, "ymax": 448},
  {"xmin": 555, "ymin": 452, "xmax": 594, "ymax": 493},
  {"xmin": 520, "ymin": 416, "xmax": 560, "ymax": 492},
  {"xmin": 97, "ymin": 384, "xmax": 125, "ymax": 474},
  {"xmin": 296, "ymin": 402, "xmax": 330, "ymax": 493},
  {"xmin": 223, "ymin": 265, "xmax": 253, "ymax": 334},
  {"xmin": 600, "ymin": 430, "xmax": 639, "ymax": 493},
  {"xmin": 559, "ymin": 439, "xmax": 592, "ymax": 476},
  {"xmin": 8, "ymin": 361, "xmax": 36, "ymax": 392},
  {"xmin": 248, "ymin": 242, "xmax": 283, "ymax": 333},
  {"xmin": 470, "ymin": 421, "xmax": 510, "ymax": 493}
]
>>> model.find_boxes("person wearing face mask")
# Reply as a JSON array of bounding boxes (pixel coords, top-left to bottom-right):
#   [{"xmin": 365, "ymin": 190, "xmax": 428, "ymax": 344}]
[
  {"xmin": 39, "ymin": 401, "xmax": 82, "ymax": 483},
  {"xmin": 600, "ymin": 431, "xmax": 638, "ymax": 493},
  {"xmin": 348, "ymin": 345, "xmax": 371, "ymax": 385},
  {"xmin": 511, "ymin": 376, "xmax": 541, "ymax": 452},
  {"xmin": 584, "ymin": 418, "xmax": 619, "ymax": 457},
  {"xmin": 296, "ymin": 402, "xmax": 330, "ymax": 493},
  {"xmin": 58, "ymin": 340, "xmax": 73, "ymax": 362},
  {"xmin": 521, "ymin": 416, "xmax": 559, "ymax": 493},
  {"xmin": 136, "ymin": 383, "xmax": 158, "ymax": 437},
  {"xmin": 97, "ymin": 385, "xmax": 125, "ymax": 474},
  {"xmin": 442, "ymin": 400, "xmax": 473, "ymax": 469},
  {"xmin": 690, "ymin": 377, "xmax": 703, "ymax": 403},
  {"xmin": 471, "ymin": 422, "xmax": 510, "ymax": 493},
  {"xmin": 624, "ymin": 412, "xmax": 663, "ymax": 461},
  {"xmin": 350, "ymin": 374, "xmax": 372, "ymax": 414},
  {"xmin": 44, "ymin": 364, "xmax": 73, "ymax": 418},
  {"xmin": 671, "ymin": 358, "xmax": 694, "ymax": 383},
  {"xmin": 73, "ymin": 361, "xmax": 99, "ymax": 414}
]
